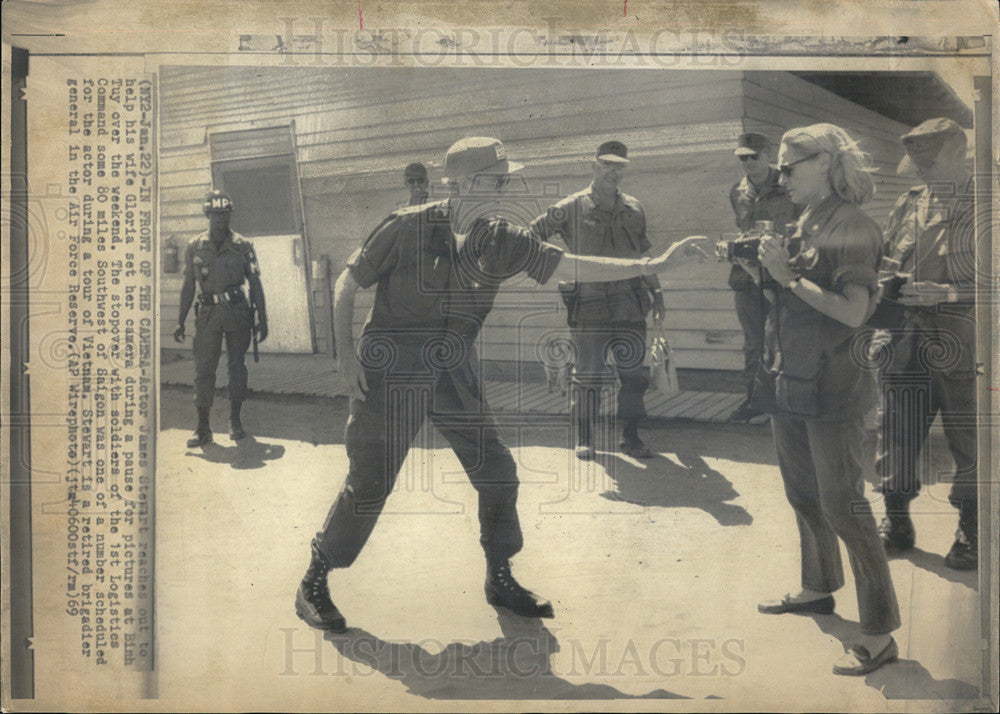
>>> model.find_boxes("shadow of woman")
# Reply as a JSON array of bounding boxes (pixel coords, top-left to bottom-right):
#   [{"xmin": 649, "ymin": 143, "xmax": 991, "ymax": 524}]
[
  {"xmin": 598, "ymin": 451, "xmax": 753, "ymax": 527},
  {"xmin": 323, "ymin": 609, "xmax": 687, "ymax": 700},
  {"xmin": 187, "ymin": 436, "xmax": 286, "ymax": 470}
]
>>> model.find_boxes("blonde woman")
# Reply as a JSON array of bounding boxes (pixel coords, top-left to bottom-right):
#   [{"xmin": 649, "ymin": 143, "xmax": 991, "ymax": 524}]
[{"xmin": 742, "ymin": 123, "xmax": 901, "ymax": 676}]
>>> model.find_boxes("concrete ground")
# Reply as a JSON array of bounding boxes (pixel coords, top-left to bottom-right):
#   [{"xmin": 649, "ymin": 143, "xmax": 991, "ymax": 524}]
[{"xmin": 153, "ymin": 386, "xmax": 986, "ymax": 712}]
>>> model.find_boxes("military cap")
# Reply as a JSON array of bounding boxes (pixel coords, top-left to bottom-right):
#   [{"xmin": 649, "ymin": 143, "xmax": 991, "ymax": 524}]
[
  {"xmin": 897, "ymin": 117, "xmax": 967, "ymax": 175},
  {"xmin": 443, "ymin": 137, "xmax": 523, "ymax": 180},
  {"xmin": 596, "ymin": 140, "xmax": 630, "ymax": 164},
  {"xmin": 734, "ymin": 133, "xmax": 770, "ymax": 157}
]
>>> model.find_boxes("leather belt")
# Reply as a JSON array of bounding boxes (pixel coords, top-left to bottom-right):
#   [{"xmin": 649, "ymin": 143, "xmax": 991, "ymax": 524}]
[{"xmin": 199, "ymin": 287, "xmax": 245, "ymax": 305}]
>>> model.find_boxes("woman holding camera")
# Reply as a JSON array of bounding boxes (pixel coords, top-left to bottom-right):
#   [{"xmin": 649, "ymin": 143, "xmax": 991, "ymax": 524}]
[{"xmin": 746, "ymin": 123, "xmax": 901, "ymax": 676}]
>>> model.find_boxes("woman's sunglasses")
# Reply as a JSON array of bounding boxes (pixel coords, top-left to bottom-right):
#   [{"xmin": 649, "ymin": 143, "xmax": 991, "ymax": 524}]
[{"xmin": 777, "ymin": 153, "xmax": 821, "ymax": 177}]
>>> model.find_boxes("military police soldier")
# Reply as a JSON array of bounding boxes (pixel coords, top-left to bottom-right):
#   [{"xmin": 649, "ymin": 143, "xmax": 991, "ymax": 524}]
[
  {"xmin": 403, "ymin": 161, "xmax": 430, "ymax": 206},
  {"xmin": 295, "ymin": 137, "xmax": 706, "ymax": 633},
  {"xmin": 174, "ymin": 189, "xmax": 268, "ymax": 447}
]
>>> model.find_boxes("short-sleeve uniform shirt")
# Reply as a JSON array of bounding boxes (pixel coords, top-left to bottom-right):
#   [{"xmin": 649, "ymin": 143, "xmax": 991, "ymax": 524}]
[
  {"xmin": 530, "ymin": 188, "xmax": 650, "ymax": 323},
  {"xmin": 347, "ymin": 200, "xmax": 564, "ymax": 341},
  {"xmin": 764, "ymin": 195, "xmax": 882, "ymax": 419},
  {"xmin": 882, "ymin": 178, "xmax": 976, "ymax": 286},
  {"xmin": 878, "ymin": 177, "xmax": 976, "ymax": 374},
  {"xmin": 184, "ymin": 230, "xmax": 260, "ymax": 294}
]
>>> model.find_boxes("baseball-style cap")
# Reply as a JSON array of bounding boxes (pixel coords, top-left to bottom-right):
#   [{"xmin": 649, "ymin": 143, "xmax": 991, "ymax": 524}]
[
  {"xmin": 404, "ymin": 162, "xmax": 428, "ymax": 180},
  {"xmin": 734, "ymin": 133, "xmax": 769, "ymax": 157},
  {"xmin": 596, "ymin": 140, "xmax": 630, "ymax": 164},
  {"xmin": 443, "ymin": 137, "xmax": 524, "ymax": 180},
  {"xmin": 203, "ymin": 189, "xmax": 234, "ymax": 213},
  {"xmin": 897, "ymin": 117, "xmax": 967, "ymax": 175}
]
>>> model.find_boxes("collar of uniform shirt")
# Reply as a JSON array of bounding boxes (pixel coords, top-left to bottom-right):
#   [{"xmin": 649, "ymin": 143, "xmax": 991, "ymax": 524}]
[
  {"xmin": 209, "ymin": 230, "xmax": 235, "ymax": 254},
  {"xmin": 586, "ymin": 185, "xmax": 625, "ymax": 214},
  {"xmin": 795, "ymin": 193, "xmax": 843, "ymax": 238}
]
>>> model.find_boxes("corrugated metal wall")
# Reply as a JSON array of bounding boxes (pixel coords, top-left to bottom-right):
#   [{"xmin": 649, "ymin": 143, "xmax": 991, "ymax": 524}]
[{"xmin": 158, "ymin": 67, "xmax": 919, "ymax": 371}]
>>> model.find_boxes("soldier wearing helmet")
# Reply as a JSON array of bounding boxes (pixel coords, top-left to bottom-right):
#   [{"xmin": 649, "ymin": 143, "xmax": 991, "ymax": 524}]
[{"xmin": 174, "ymin": 189, "xmax": 268, "ymax": 446}]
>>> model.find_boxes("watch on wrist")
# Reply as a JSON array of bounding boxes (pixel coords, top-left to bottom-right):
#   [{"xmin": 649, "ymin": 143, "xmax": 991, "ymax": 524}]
[{"xmin": 786, "ymin": 277, "xmax": 801, "ymax": 291}]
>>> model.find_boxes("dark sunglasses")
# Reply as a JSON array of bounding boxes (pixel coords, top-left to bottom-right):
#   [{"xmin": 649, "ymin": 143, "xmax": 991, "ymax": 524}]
[
  {"xmin": 777, "ymin": 153, "xmax": 821, "ymax": 177},
  {"xmin": 738, "ymin": 154, "xmax": 761, "ymax": 162}
]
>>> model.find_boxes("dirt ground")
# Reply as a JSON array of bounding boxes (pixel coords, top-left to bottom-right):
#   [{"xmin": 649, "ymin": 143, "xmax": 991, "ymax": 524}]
[{"xmin": 150, "ymin": 385, "xmax": 986, "ymax": 712}]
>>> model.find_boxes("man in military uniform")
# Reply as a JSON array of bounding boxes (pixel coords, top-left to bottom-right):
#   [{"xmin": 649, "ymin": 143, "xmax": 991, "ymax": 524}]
[
  {"xmin": 295, "ymin": 137, "xmax": 705, "ymax": 633},
  {"xmin": 872, "ymin": 118, "xmax": 978, "ymax": 570},
  {"xmin": 403, "ymin": 161, "xmax": 430, "ymax": 206},
  {"xmin": 530, "ymin": 140, "xmax": 662, "ymax": 460},
  {"xmin": 728, "ymin": 132, "xmax": 799, "ymax": 422},
  {"xmin": 174, "ymin": 189, "xmax": 268, "ymax": 447}
]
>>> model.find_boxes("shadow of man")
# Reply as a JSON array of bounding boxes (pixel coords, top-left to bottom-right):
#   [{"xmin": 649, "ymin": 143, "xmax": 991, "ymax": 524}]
[
  {"xmin": 187, "ymin": 436, "xmax": 286, "ymax": 470},
  {"xmin": 324, "ymin": 609, "xmax": 687, "ymax": 700},
  {"xmin": 598, "ymin": 451, "xmax": 753, "ymax": 527},
  {"xmin": 885, "ymin": 546, "xmax": 979, "ymax": 588}
]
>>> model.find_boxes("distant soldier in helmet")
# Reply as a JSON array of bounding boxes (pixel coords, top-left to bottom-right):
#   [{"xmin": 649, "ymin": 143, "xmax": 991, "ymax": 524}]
[
  {"xmin": 174, "ymin": 189, "xmax": 268, "ymax": 446},
  {"xmin": 403, "ymin": 162, "xmax": 430, "ymax": 206}
]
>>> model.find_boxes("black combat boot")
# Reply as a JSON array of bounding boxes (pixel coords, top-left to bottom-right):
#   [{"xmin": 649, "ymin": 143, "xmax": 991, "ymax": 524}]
[
  {"xmin": 186, "ymin": 407, "xmax": 213, "ymax": 448},
  {"xmin": 295, "ymin": 545, "xmax": 347, "ymax": 632},
  {"xmin": 229, "ymin": 400, "xmax": 246, "ymax": 440},
  {"xmin": 878, "ymin": 494, "xmax": 915, "ymax": 552},
  {"xmin": 944, "ymin": 503, "xmax": 978, "ymax": 571},
  {"xmin": 620, "ymin": 419, "xmax": 652, "ymax": 458},
  {"xmin": 485, "ymin": 559, "xmax": 554, "ymax": 618}
]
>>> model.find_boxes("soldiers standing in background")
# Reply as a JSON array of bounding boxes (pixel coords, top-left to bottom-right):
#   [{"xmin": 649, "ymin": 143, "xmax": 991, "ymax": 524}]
[
  {"xmin": 530, "ymin": 140, "xmax": 664, "ymax": 460},
  {"xmin": 728, "ymin": 132, "xmax": 799, "ymax": 422},
  {"xmin": 873, "ymin": 118, "xmax": 978, "ymax": 571},
  {"xmin": 174, "ymin": 189, "xmax": 268, "ymax": 447},
  {"xmin": 404, "ymin": 161, "xmax": 430, "ymax": 206}
]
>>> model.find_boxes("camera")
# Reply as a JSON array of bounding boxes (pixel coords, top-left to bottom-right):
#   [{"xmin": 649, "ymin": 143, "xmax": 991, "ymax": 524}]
[
  {"xmin": 880, "ymin": 273, "xmax": 909, "ymax": 301},
  {"xmin": 715, "ymin": 220, "xmax": 775, "ymax": 263}
]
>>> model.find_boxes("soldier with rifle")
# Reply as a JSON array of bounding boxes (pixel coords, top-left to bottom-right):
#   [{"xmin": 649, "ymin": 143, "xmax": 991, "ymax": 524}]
[{"xmin": 174, "ymin": 189, "xmax": 268, "ymax": 446}]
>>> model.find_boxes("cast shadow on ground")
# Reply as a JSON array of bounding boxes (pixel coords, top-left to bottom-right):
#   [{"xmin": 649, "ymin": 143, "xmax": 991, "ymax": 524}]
[
  {"xmin": 802, "ymin": 612, "xmax": 980, "ymax": 701},
  {"xmin": 594, "ymin": 451, "xmax": 753, "ymax": 527},
  {"xmin": 186, "ymin": 436, "xmax": 286, "ymax": 470},
  {"xmin": 885, "ymin": 546, "xmax": 979, "ymax": 588},
  {"xmin": 323, "ymin": 608, "xmax": 687, "ymax": 700}
]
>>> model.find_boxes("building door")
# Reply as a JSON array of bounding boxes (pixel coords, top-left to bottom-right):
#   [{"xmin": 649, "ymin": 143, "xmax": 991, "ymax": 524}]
[{"xmin": 210, "ymin": 126, "xmax": 314, "ymax": 353}]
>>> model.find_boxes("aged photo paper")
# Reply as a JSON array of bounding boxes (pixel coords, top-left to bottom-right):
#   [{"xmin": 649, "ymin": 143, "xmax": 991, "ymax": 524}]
[{"xmin": 3, "ymin": 1, "xmax": 999, "ymax": 711}]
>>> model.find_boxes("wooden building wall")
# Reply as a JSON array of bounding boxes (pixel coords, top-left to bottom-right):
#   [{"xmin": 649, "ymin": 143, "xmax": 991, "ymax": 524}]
[{"xmin": 158, "ymin": 67, "xmax": 917, "ymax": 371}]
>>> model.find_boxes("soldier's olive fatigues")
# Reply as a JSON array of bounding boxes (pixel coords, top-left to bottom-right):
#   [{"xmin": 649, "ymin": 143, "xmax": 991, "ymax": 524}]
[
  {"xmin": 873, "ymin": 180, "xmax": 977, "ymax": 512},
  {"xmin": 314, "ymin": 202, "xmax": 563, "ymax": 568},
  {"xmin": 729, "ymin": 169, "xmax": 799, "ymax": 402},
  {"xmin": 761, "ymin": 196, "xmax": 900, "ymax": 635},
  {"xmin": 183, "ymin": 230, "xmax": 260, "ymax": 409},
  {"xmin": 530, "ymin": 189, "xmax": 658, "ymax": 445}
]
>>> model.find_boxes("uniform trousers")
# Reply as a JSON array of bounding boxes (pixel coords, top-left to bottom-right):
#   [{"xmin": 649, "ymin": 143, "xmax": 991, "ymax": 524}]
[
  {"xmin": 876, "ymin": 317, "xmax": 978, "ymax": 510},
  {"xmin": 315, "ymin": 335, "xmax": 522, "ymax": 568},
  {"xmin": 569, "ymin": 321, "xmax": 649, "ymax": 441},
  {"xmin": 771, "ymin": 413, "xmax": 901, "ymax": 635},
  {"xmin": 193, "ymin": 302, "xmax": 253, "ymax": 409},
  {"xmin": 734, "ymin": 287, "xmax": 766, "ymax": 401}
]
